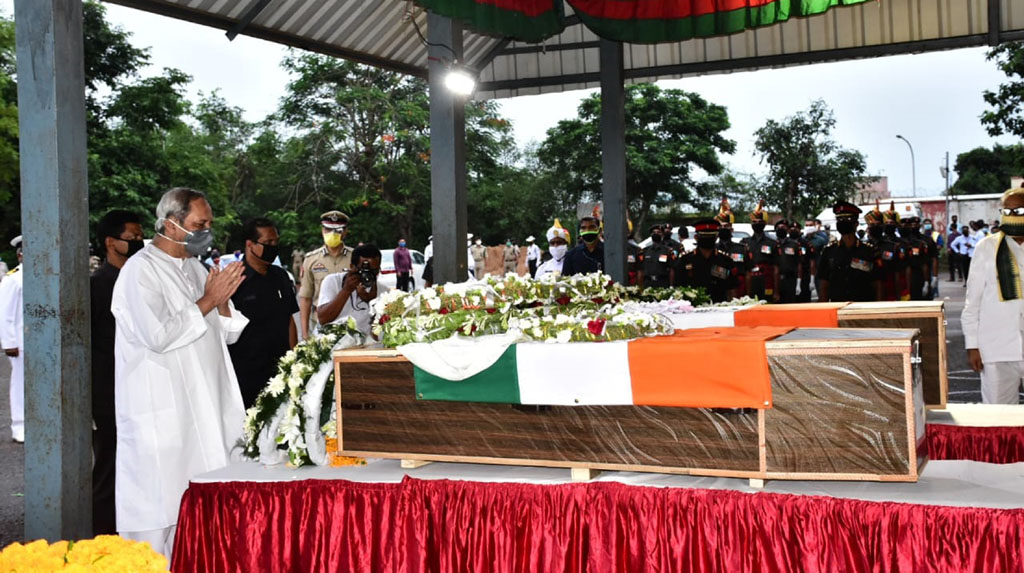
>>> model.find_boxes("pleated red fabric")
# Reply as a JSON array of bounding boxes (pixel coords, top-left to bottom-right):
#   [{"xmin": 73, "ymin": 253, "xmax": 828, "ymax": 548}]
[
  {"xmin": 171, "ymin": 477, "xmax": 1024, "ymax": 573},
  {"xmin": 927, "ymin": 424, "xmax": 1024, "ymax": 464}
]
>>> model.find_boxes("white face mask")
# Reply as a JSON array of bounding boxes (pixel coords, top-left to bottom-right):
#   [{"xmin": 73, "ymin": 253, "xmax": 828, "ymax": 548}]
[{"xmin": 549, "ymin": 245, "xmax": 567, "ymax": 260}]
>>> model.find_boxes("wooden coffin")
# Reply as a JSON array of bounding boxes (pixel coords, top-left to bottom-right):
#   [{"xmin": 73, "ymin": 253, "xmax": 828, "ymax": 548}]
[
  {"xmin": 334, "ymin": 328, "xmax": 926, "ymax": 482},
  {"xmin": 838, "ymin": 301, "xmax": 947, "ymax": 408}
]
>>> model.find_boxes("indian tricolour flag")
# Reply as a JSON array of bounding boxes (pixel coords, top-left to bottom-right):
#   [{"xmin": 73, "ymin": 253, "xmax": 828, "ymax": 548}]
[{"xmin": 405, "ymin": 329, "xmax": 785, "ymax": 410}]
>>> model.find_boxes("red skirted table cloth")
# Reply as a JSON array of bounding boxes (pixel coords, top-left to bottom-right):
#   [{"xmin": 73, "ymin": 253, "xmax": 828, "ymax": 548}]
[{"xmin": 172, "ymin": 475, "xmax": 1024, "ymax": 572}]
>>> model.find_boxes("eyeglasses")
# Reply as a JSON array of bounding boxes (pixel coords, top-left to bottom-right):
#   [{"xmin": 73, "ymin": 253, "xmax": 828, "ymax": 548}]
[
  {"xmin": 1000, "ymin": 207, "xmax": 1024, "ymax": 216},
  {"xmin": 323, "ymin": 226, "xmax": 346, "ymax": 234}
]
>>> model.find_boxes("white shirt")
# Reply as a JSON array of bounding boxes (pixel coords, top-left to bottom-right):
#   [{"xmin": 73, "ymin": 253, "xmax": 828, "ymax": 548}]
[
  {"xmin": 424, "ymin": 242, "xmax": 433, "ymax": 260},
  {"xmin": 962, "ymin": 233, "xmax": 1024, "ymax": 362},
  {"xmin": 527, "ymin": 244, "xmax": 541, "ymax": 261},
  {"xmin": 110, "ymin": 243, "xmax": 249, "ymax": 532},
  {"xmin": 317, "ymin": 271, "xmax": 383, "ymax": 336},
  {"xmin": 534, "ymin": 255, "xmax": 564, "ymax": 279},
  {"xmin": 0, "ymin": 265, "xmax": 23, "ymax": 350}
]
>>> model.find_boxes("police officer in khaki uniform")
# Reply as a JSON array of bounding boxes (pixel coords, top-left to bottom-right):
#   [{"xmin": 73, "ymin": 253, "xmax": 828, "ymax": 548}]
[
  {"xmin": 298, "ymin": 210, "xmax": 353, "ymax": 339},
  {"xmin": 638, "ymin": 224, "xmax": 675, "ymax": 288}
]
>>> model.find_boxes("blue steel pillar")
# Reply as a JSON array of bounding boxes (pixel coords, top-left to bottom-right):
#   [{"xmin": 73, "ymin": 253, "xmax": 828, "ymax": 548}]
[
  {"xmin": 600, "ymin": 39, "xmax": 628, "ymax": 284},
  {"xmin": 14, "ymin": 0, "xmax": 93, "ymax": 540},
  {"xmin": 427, "ymin": 12, "xmax": 469, "ymax": 284}
]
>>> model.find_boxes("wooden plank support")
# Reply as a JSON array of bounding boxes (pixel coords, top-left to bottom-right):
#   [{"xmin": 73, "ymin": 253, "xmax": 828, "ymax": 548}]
[
  {"xmin": 571, "ymin": 467, "xmax": 601, "ymax": 482},
  {"xmin": 401, "ymin": 459, "xmax": 433, "ymax": 469}
]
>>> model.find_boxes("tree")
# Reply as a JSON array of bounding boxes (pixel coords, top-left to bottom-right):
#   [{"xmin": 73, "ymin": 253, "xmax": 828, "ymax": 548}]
[
  {"xmin": 982, "ymin": 42, "xmax": 1024, "ymax": 138},
  {"xmin": 267, "ymin": 52, "xmax": 527, "ymax": 251},
  {"xmin": 753, "ymin": 100, "xmax": 871, "ymax": 221},
  {"xmin": 951, "ymin": 144, "xmax": 1024, "ymax": 195},
  {"xmin": 538, "ymin": 83, "xmax": 735, "ymax": 232}
]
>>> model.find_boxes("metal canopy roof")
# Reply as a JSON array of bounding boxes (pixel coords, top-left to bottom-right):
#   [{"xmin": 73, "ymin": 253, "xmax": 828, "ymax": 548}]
[{"xmin": 107, "ymin": 0, "xmax": 1024, "ymax": 100}]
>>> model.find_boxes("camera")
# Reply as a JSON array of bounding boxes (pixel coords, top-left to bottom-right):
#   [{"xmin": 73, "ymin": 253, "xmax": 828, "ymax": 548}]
[{"xmin": 357, "ymin": 260, "xmax": 377, "ymax": 290}]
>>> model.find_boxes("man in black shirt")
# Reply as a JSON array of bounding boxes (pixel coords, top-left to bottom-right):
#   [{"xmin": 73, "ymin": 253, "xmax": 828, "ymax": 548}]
[
  {"xmin": 90, "ymin": 209, "xmax": 145, "ymax": 534},
  {"xmin": 817, "ymin": 202, "xmax": 882, "ymax": 302},
  {"xmin": 674, "ymin": 219, "xmax": 738, "ymax": 303},
  {"xmin": 229, "ymin": 218, "xmax": 299, "ymax": 409},
  {"xmin": 561, "ymin": 216, "xmax": 604, "ymax": 276}
]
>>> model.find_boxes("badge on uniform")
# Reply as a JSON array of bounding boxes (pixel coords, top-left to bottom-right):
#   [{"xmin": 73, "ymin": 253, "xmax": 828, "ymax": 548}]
[
  {"xmin": 800, "ymin": 247, "xmax": 807, "ymax": 255},
  {"xmin": 711, "ymin": 265, "xmax": 729, "ymax": 279},
  {"xmin": 911, "ymin": 248, "xmax": 920, "ymax": 256},
  {"xmin": 883, "ymin": 251, "xmax": 894, "ymax": 260},
  {"xmin": 685, "ymin": 263, "xmax": 694, "ymax": 270},
  {"xmin": 731, "ymin": 253, "xmax": 744, "ymax": 262},
  {"xmin": 784, "ymin": 247, "xmax": 796, "ymax": 255},
  {"xmin": 761, "ymin": 245, "xmax": 773, "ymax": 254},
  {"xmin": 627, "ymin": 255, "xmax": 635, "ymax": 263},
  {"xmin": 850, "ymin": 258, "xmax": 872, "ymax": 272},
  {"xmin": 658, "ymin": 254, "xmax": 668, "ymax": 263},
  {"xmin": 312, "ymin": 263, "xmax": 329, "ymax": 273}
]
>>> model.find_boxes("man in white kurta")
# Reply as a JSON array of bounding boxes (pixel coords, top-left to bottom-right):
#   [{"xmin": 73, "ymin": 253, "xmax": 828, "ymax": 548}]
[
  {"xmin": 111, "ymin": 188, "xmax": 248, "ymax": 558},
  {"xmin": 0, "ymin": 236, "xmax": 23, "ymax": 443},
  {"xmin": 963, "ymin": 188, "xmax": 1024, "ymax": 404}
]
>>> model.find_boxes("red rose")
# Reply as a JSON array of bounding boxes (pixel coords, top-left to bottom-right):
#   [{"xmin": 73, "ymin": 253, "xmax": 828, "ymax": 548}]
[
  {"xmin": 379, "ymin": 314, "xmax": 391, "ymax": 324},
  {"xmin": 591, "ymin": 297, "xmax": 605, "ymax": 304},
  {"xmin": 486, "ymin": 308, "xmax": 497, "ymax": 314},
  {"xmin": 555, "ymin": 296, "xmax": 571, "ymax": 306},
  {"xmin": 587, "ymin": 319, "xmax": 606, "ymax": 336},
  {"xmin": 439, "ymin": 308, "xmax": 450, "ymax": 315}
]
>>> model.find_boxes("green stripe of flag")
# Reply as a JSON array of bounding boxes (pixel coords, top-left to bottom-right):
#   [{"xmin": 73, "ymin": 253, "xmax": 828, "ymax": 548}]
[
  {"xmin": 575, "ymin": 0, "xmax": 865, "ymax": 44},
  {"xmin": 415, "ymin": 345, "xmax": 521, "ymax": 403}
]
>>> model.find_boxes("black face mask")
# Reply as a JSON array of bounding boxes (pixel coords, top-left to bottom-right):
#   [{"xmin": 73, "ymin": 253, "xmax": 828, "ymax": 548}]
[
  {"xmin": 256, "ymin": 242, "xmax": 279, "ymax": 263},
  {"xmin": 868, "ymin": 226, "xmax": 883, "ymax": 238},
  {"xmin": 788, "ymin": 229, "xmax": 801, "ymax": 239},
  {"xmin": 885, "ymin": 224, "xmax": 898, "ymax": 234},
  {"xmin": 752, "ymin": 223, "xmax": 766, "ymax": 234},
  {"xmin": 114, "ymin": 237, "xmax": 144, "ymax": 258},
  {"xmin": 696, "ymin": 236, "xmax": 717, "ymax": 250},
  {"xmin": 836, "ymin": 220, "xmax": 857, "ymax": 235},
  {"xmin": 651, "ymin": 234, "xmax": 663, "ymax": 243},
  {"xmin": 580, "ymin": 231, "xmax": 600, "ymax": 244},
  {"xmin": 718, "ymin": 230, "xmax": 732, "ymax": 242}
]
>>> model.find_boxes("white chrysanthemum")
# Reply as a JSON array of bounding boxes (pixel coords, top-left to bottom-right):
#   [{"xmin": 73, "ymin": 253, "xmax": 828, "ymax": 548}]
[
  {"xmin": 556, "ymin": 329, "xmax": 573, "ymax": 343},
  {"xmin": 268, "ymin": 375, "xmax": 286, "ymax": 397}
]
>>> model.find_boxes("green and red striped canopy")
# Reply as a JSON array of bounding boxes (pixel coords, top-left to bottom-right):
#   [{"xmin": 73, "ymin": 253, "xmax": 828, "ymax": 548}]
[{"xmin": 417, "ymin": 0, "xmax": 870, "ymax": 44}]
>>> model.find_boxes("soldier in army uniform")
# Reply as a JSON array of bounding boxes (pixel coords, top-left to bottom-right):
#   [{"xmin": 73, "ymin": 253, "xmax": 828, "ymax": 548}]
[
  {"xmin": 817, "ymin": 202, "xmax": 882, "ymax": 302},
  {"xmin": 742, "ymin": 200, "xmax": 780, "ymax": 302},
  {"xmin": 714, "ymin": 198, "xmax": 749, "ymax": 297},
  {"xmin": 638, "ymin": 224, "xmax": 675, "ymax": 288},
  {"xmin": 662, "ymin": 223, "xmax": 682, "ymax": 256},
  {"xmin": 878, "ymin": 202, "xmax": 911, "ymax": 301},
  {"xmin": 673, "ymin": 219, "xmax": 739, "ymax": 303},
  {"xmin": 899, "ymin": 216, "xmax": 930, "ymax": 300},
  {"xmin": 865, "ymin": 202, "xmax": 900, "ymax": 301},
  {"xmin": 298, "ymin": 210, "xmax": 353, "ymax": 339},
  {"xmin": 775, "ymin": 219, "xmax": 803, "ymax": 303}
]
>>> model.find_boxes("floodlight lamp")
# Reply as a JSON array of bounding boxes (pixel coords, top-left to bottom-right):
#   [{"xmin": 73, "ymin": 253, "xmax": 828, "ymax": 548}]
[{"xmin": 444, "ymin": 66, "xmax": 476, "ymax": 96}]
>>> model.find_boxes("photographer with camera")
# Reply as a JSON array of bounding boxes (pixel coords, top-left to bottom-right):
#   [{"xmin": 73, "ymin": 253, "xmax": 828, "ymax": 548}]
[{"xmin": 316, "ymin": 244, "xmax": 383, "ymax": 336}]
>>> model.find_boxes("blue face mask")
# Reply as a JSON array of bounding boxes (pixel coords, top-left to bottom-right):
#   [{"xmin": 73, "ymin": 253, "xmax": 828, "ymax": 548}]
[
  {"xmin": 923, "ymin": 224, "xmax": 932, "ymax": 232},
  {"xmin": 399, "ymin": 241, "xmax": 406, "ymax": 247}
]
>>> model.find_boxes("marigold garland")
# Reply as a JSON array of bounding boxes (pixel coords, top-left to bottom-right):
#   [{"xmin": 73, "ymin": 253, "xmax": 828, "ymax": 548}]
[{"xmin": 0, "ymin": 535, "xmax": 167, "ymax": 572}]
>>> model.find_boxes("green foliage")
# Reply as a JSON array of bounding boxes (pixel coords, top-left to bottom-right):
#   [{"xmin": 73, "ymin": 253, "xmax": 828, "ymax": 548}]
[
  {"xmin": 982, "ymin": 42, "xmax": 1024, "ymax": 138},
  {"xmin": 951, "ymin": 144, "xmax": 1024, "ymax": 195},
  {"xmin": 537, "ymin": 83, "xmax": 735, "ymax": 232},
  {"xmin": 753, "ymin": 100, "xmax": 872, "ymax": 221}
]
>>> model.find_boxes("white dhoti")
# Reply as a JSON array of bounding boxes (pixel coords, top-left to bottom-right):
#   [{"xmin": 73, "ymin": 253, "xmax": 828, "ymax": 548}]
[
  {"xmin": 121, "ymin": 526, "xmax": 176, "ymax": 566},
  {"xmin": 980, "ymin": 361, "xmax": 1024, "ymax": 404},
  {"xmin": 7, "ymin": 353, "xmax": 22, "ymax": 442}
]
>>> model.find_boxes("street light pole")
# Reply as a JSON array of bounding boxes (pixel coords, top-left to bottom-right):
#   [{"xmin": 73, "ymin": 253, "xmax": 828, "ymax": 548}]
[{"xmin": 896, "ymin": 134, "xmax": 916, "ymax": 197}]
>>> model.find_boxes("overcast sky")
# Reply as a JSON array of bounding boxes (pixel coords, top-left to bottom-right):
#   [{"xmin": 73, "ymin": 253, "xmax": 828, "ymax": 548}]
[{"xmin": 6, "ymin": 2, "xmax": 1020, "ymax": 198}]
